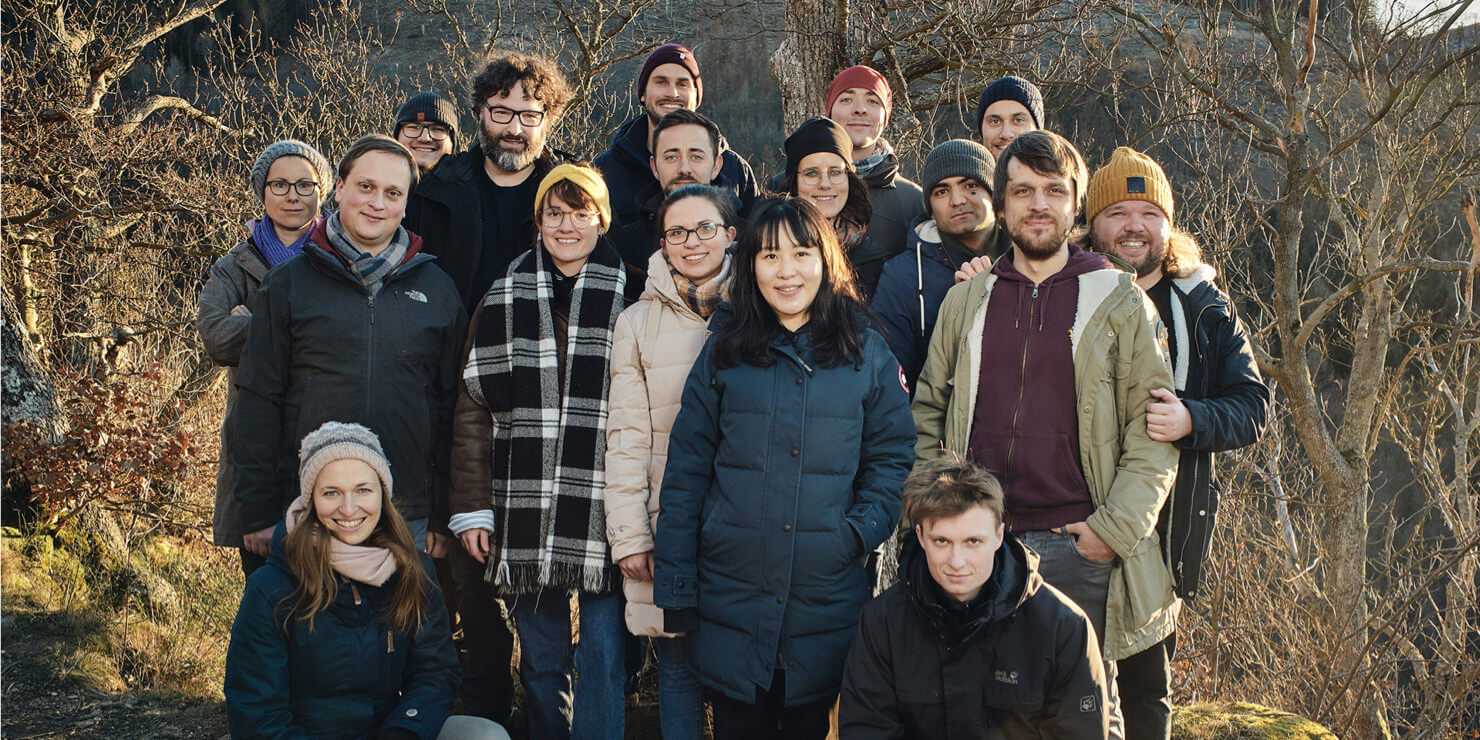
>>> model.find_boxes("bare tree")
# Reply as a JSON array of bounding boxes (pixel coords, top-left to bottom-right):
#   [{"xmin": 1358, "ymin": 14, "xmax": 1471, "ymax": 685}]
[{"xmin": 1111, "ymin": 0, "xmax": 1480, "ymax": 734}]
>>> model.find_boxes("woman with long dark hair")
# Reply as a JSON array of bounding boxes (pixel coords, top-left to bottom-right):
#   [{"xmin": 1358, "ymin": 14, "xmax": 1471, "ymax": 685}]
[
  {"xmin": 779, "ymin": 118, "xmax": 894, "ymax": 300},
  {"xmin": 225, "ymin": 421, "xmax": 505, "ymax": 739},
  {"xmin": 653, "ymin": 197, "xmax": 916, "ymax": 739}
]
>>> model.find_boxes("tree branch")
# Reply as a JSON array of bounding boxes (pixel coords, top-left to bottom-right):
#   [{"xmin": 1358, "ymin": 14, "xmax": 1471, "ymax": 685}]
[{"xmin": 1295, "ymin": 259, "xmax": 1474, "ymax": 349}]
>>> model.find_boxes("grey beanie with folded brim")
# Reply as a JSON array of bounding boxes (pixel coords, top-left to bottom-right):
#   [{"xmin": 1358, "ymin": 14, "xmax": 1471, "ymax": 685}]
[
  {"xmin": 919, "ymin": 139, "xmax": 996, "ymax": 210},
  {"xmin": 251, "ymin": 139, "xmax": 334, "ymax": 204},
  {"xmin": 297, "ymin": 421, "xmax": 394, "ymax": 503}
]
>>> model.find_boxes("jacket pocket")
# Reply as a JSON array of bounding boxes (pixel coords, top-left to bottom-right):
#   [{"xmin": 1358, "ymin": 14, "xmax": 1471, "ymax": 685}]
[{"xmin": 1120, "ymin": 534, "xmax": 1176, "ymax": 631}]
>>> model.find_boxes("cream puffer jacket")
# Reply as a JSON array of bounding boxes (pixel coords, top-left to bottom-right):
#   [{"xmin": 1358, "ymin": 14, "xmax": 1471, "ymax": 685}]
[{"xmin": 604, "ymin": 248, "xmax": 727, "ymax": 637}]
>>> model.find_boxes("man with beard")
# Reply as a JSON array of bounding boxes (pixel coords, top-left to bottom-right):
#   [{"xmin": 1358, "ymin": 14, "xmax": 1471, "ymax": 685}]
[
  {"xmin": 393, "ymin": 91, "xmax": 459, "ymax": 174},
  {"xmin": 1081, "ymin": 147, "xmax": 1269, "ymax": 740},
  {"xmin": 871, "ymin": 139, "xmax": 1012, "ymax": 391},
  {"xmin": 606, "ymin": 109, "xmax": 732, "ymax": 261},
  {"xmin": 912, "ymin": 130, "xmax": 1181, "ymax": 740},
  {"xmin": 400, "ymin": 50, "xmax": 574, "ymax": 726},
  {"xmin": 594, "ymin": 43, "xmax": 758, "ymax": 266},
  {"xmin": 404, "ymin": 50, "xmax": 575, "ymax": 313}
]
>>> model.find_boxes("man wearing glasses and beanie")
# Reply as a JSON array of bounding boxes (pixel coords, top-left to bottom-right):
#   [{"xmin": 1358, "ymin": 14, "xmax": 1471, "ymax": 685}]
[{"xmin": 393, "ymin": 91, "xmax": 460, "ymax": 174}]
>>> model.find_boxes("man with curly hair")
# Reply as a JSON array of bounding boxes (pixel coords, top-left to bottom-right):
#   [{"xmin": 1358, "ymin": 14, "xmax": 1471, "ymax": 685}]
[{"xmin": 400, "ymin": 50, "xmax": 576, "ymax": 726}]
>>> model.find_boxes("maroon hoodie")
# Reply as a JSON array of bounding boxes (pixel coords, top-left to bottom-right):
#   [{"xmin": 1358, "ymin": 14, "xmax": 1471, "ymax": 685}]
[{"xmin": 968, "ymin": 243, "xmax": 1114, "ymax": 532}]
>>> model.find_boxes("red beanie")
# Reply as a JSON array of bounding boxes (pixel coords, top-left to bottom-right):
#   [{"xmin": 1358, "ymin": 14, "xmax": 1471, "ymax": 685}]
[
  {"xmin": 638, "ymin": 43, "xmax": 703, "ymax": 107},
  {"xmin": 824, "ymin": 65, "xmax": 892, "ymax": 115}
]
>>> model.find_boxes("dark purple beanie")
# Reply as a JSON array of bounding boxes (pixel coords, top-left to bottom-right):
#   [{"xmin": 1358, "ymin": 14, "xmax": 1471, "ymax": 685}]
[
  {"xmin": 638, "ymin": 44, "xmax": 703, "ymax": 106},
  {"xmin": 976, "ymin": 75, "xmax": 1045, "ymax": 133}
]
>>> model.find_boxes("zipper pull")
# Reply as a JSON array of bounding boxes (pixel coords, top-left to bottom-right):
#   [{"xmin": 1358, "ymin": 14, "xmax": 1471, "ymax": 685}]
[
  {"xmin": 1031, "ymin": 285, "xmax": 1039, "ymax": 298},
  {"xmin": 368, "ymin": 296, "xmax": 375, "ymax": 325},
  {"xmin": 351, "ymin": 582, "xmax": 362, "ymax": 605},
  {"xmin": 387, "ymin": 630, "xmax": 395, "ymax": 653}
]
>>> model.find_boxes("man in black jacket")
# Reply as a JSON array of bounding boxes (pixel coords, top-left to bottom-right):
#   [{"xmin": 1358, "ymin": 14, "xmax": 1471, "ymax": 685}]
[
  {"xmin": 593, "ymin": 42, "xmax": 758, "ymax": 266},
  {"xmin": 840, "ymin": 455, "xmax": 1110, "ymax": 739},
  {"xmin": 1082, "ymin": 146, "xmax": 1270, "ymax": 740},
  {"xmin": 402, "ymin": 51, "xmax": 575, "ymax": 314}
]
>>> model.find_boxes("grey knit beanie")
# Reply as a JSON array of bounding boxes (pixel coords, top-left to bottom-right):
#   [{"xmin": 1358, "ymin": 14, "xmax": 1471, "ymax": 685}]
[
  {"xmin": 919, "ymin": 139, "xmax": 996, "ymax": 209},
  {"xmin": 251, "ymin": 139, "xmax": 334, "ymax": 203},
  {"xmin": 297, "ymin": 422, "xmax": 394, "ymax": 502}
]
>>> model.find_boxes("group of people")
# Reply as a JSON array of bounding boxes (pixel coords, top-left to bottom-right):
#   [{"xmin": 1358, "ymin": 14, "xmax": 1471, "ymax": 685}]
[{"xmin": 201, "ymin": 40, "xmax": 1271, "ymax": 740}]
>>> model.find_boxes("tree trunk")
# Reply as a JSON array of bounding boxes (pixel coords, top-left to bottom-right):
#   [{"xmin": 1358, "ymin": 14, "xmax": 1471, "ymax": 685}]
[
  {"xmin": 770, "ymin": 0, "xmax": 848, "ymax": 132},
  {"xmin": 1, "ymin": 286, "xmax": 65, "ymax": 444}
]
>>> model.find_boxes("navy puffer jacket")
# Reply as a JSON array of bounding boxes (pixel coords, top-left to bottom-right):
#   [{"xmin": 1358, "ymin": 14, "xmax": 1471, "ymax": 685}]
[
  {"xmin": 225, "ymin": 525, "xmax": 458, "ymax": 739},
  {"xmin": 654, "ymin": 311, "xmax": 916, "ymax": 706}
]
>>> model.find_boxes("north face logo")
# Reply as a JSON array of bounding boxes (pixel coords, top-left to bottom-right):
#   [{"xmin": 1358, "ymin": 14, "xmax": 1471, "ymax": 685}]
[
  {"xmin": 403, "ymin": 289, "xmax": 428, "ymax": 303},
  {"xmin": 993, "ymin": 669, "xmax": 1018, "ymax": 685}
]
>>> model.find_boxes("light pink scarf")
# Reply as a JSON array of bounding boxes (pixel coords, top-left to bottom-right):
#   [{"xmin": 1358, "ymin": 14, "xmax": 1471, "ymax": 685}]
[{"xmin": 285, "ymin": 497, "xmax": 398, "ymax": 587}]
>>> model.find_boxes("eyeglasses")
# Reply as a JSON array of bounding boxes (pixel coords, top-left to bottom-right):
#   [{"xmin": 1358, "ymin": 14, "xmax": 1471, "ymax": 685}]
[
  {"xmin": 541, "ymin": 207, "xmax": 600, "ymax": 229},
  {"xmin": 265, "ymin": 179, "xmax": 319, "ymax": 197},
  {"xmin": 485, "ymin": 104, "xmax": 546, "ymax": 127},
  {"xmin": 662, "ymin": 221, "xmax": 723, "ymax": 246},
  {"xmin": 799, "ymin": 167, "xmax": 848, "ymax": 186},
  {"xmin": 401, "ymin": 123, "xmax": 450, "ymax": 141}
]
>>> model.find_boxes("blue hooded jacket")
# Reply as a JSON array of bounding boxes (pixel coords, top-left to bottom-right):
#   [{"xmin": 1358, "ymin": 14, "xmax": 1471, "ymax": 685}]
[
  {"xmin": 225, "ymin": 524, "xmax": 458, "ymax": 739},
  {"xmin": 653, "ymin": 310, "xmax": 916, "ymax": 706}
]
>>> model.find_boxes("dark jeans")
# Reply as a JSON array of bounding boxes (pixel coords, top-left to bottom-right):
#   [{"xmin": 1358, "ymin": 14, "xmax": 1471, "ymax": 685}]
[
  {"xmin": 1116, "ymin": 632, "xmax": 1175, "ymax": 740},
  {"xmin": 709, "ymin": 670, "xmax": 832, "ymax": 740},
  {"xmin": 239, "ymin": 547, "xmax": 265, "ymax": 578},
  {"xmin": 449, "ymin": 546, "xmax": 516, "ymax": 723}
]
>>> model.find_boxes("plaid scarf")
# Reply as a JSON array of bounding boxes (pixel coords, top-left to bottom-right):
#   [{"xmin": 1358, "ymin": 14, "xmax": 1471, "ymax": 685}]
[
  {"xmin": 324, "ymin": 212, "xmax": 409, "ymax": 297},
  {"xmin": 853, "ymin": 137, "xmax": 895, "ymax": 181},
  {"xmin": 667, "ymin": 251, "xmax": 732, "ymax": 318},
  {"xmin": 462, "ymin": 240, "xmax": 628, "ymax": 594}
]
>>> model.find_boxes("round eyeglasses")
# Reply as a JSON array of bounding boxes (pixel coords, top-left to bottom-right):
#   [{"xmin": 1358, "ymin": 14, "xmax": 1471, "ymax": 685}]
[{"xmin": 541, "ymin": 207, "xmax": 600, "ymax": 229}]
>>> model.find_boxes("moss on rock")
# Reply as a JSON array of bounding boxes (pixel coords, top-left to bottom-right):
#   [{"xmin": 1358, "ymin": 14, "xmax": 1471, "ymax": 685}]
[{"xmin": 1173, "ymin": 702, "xmax": 1339, "ymax": 739}]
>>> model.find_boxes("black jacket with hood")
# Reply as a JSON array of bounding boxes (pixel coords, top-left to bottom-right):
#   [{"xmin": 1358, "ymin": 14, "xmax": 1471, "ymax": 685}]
[
  {"xmin": 839, "ymin": 534, "xmax": 1110, "ymax": 739},
  {"xmin": 1158, "ymin": 263, "xmax": 1270, "ymax": 599},
  {"xmin": 233, "ymin": 223, "xmax": 468, "ymax": 534},
  {"xmin": 402, "ymin": 143, "xmax": 574, "ymax": 313},
  {"xmin": 594, "ymin": 113, "xmax": 759, "ymax": 267}
]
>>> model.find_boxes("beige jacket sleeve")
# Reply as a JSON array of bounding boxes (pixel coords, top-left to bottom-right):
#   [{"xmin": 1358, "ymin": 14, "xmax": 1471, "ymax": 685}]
[
  {"xmin": 912, "ymin": 279, "xmax": 971, "ymax": 462},
  {"xmin": 1086, "ymin": 290, "xmax": 1180, "ymax": 560},
  {"xmin": 603, "ymin": 307, "xmax": 656, "ymax": 562}
]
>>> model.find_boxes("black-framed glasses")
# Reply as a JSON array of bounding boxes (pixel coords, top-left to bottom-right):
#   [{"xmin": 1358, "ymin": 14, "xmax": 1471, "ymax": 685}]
[
  {"xmin": 541, "ymin": 207, "xmax": 600, "ymax": 229},
  {"xmin": 265, "ymin": 179, "xmax": 319, "ymax": 197},
  {"xmin": 799, "ymin": 167, "xmax": 848, "ymax": 186},
  {"xmin": 484, "ymin": 103, "xmax": 546, "ymax": 127},
  {"xmin": 401, "ymin": 122, "xmax": 450, "ymax": 141},
  {"xmin": 662, "ymin": 221, "xmax": 723, "ymax": 246}
]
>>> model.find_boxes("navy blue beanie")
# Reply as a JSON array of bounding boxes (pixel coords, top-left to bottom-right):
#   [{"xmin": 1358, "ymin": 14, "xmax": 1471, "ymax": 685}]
[{"xmin": 976, "ymin": 76, "xmax": 1044, "ymax": 133}]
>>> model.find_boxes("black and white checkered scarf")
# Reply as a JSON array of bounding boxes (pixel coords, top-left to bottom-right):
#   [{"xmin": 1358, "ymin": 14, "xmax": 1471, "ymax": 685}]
[{"xmin": 462, "ymin": 239, "xmax": 628, "ymax": 594}]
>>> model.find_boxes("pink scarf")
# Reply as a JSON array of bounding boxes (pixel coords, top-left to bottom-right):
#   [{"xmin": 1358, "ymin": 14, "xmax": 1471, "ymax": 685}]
[{"xmin": 285, "ymin": 497, "xmax": 398, "ymax": 587}]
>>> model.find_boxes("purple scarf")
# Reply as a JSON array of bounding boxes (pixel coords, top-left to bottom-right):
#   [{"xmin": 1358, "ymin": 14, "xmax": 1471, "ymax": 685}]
[{"xmin": 251, "ymin": 216, "xmax": 318, "ymax": 267}]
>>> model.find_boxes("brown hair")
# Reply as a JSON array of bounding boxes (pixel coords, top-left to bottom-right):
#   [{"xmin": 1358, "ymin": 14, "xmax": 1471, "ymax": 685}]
[
  {"xmin": 991, "ymin": 129, "xmax": 1086, "ymax": 218},
  {"xmin": 337, "ymin": 134, "xmax": 419, "ymax": 194},
  {"xmin": 656, "ymin": 184, "xmax": 740, "ymax": 233},
  {"xmin": 278, "ymin": 484, "xmax": 428, "ymax": 634},
  {"xmin": 780, "ymin": 168, "xmax": 873, "ymax": 236},
  {"xmin": 470, "ymin": 51, "xmax": 572, "ymax": 122},
  {"xmin": 534, "ymin": 159, "xmax": 602, "ymax": 228},
  {"xmin": 651, "ymin": 109, "xmax": 722, "ymax": 160},
  {"xmin": 901, "ymin": 453, "xmax": 1006, "ymax": 527}
]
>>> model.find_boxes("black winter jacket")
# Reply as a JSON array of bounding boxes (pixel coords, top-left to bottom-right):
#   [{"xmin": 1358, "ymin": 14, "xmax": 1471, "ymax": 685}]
[
  {"xmin": 402, "ymin": 143, "xmax": 573, "ymax": 312},
  {"xmin": 839, "ymin": 535, "xmax": 1110, "ymax": 739},
  {"xmin": 594, "ymin": 114, "xmax": 759, "ymax": 267},
  {"xmin": 1160, "ymin": 264, "xmax": 1270, "ymax": 599},
  {"xmin": 233, "ymin": 226, "xmax": 468, "ymax": 534},
  {"xmin": 225, "ymin": 524, "xmax": 459, "ymax": 739}
]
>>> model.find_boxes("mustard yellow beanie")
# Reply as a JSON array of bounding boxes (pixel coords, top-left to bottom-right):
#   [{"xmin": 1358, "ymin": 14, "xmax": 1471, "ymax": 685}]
[{"xmin": 1085, "ymin": 146, "xmax": 1173, "ymax": 224}]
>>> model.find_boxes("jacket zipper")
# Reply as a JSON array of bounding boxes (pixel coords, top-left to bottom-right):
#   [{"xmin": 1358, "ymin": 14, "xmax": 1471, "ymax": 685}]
[
  {"xmin": 387, "ymin": 630, "xmax": 395, "ymax": 653},
  {"xmin": 350, "ymin": 582, "xmax": 362, "ymax": 605},
  {"xmin": 1002, "ymin": 284, "xmax": 1039, "ymax": 483}
]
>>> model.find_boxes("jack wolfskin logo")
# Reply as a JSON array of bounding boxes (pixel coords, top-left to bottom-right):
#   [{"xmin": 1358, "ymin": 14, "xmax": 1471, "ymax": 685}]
[
  {"xmin": 403, "ymin": 289, "xmax": 428, "ymax": 303},
  {"xmin": 994, "ymin": 669, "xmax": 1018, "ymax": 685},
  {"xmin": 1126, "ymin": 176, "xmax": 1146, "ymax": 194},
  {"xmin": 1080, "ymin": 694, "xmax": 1097, "ymax": 713}
]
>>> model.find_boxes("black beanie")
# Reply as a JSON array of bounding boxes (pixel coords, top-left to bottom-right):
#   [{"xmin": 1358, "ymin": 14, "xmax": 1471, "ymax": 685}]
[
  {"xmin": 976, "ymin": 76, "xmax": 1044, "ymax": 133},
  {"xmin": 784, "ymin": 117, "xmax": 854, "ymax": 182},
  {"xmin": 394, "ymin": 91, "xmax": 460, "ymax": 146}
]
